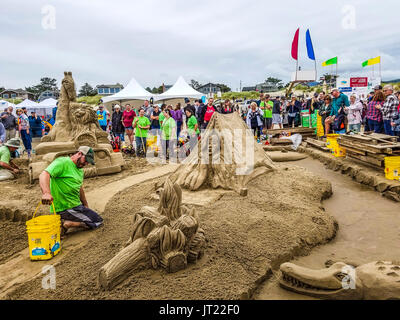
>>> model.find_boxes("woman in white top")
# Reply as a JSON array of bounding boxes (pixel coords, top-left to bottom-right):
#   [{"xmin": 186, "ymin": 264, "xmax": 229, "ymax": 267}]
[{"xmin": 344, "ymin": 95, "xmax": 363, "ymax": 133}]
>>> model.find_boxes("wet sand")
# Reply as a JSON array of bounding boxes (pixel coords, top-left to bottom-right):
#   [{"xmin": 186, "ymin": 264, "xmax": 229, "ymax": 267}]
[{"xmin": 255, "ymin": 157, "xmax": 400, "ymax": 300}]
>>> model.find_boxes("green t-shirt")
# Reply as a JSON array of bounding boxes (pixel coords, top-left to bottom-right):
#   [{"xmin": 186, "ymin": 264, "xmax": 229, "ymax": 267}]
[
  {"xmin": 159, "ymin": 112, "xmax": 165, "ymax": 125},
  {"xmin": 45, "ymin": 157, "xmax": 84, "ymax": 213},
  {"xmin": 161, "ymin": 117, "xmax": 176, "ymax": 140},
  {"xmin": 260, "ymin": 101, "xmax": 273, "ymax": 118},
  {"xmin": 0, "ymin": 146, "xmax": 11, "ymax": 164},
  {"xmin": 187, "ymin": 115, "xmax": 200, "ymax": 135},
  {"xmin": 134, "ymin": 116, "xmax": 151, "ymax": 138}
]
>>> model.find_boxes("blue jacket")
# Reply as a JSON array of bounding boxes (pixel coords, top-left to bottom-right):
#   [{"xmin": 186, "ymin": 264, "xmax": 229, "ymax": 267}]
[{"xmin": 0, "ymin": 122, "xmax": 5, "ymax": 143}]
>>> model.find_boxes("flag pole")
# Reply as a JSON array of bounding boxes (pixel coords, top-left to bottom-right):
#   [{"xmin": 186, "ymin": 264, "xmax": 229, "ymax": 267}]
[{"xmin": 379, "ymin": 60, "xmax": 382, "ymax": 79}]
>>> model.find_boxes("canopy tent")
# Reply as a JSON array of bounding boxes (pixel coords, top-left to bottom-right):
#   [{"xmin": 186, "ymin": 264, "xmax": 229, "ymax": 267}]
[
  {"xmin": 0, "ymin": 100, "xmax": 10, "ymax": 111},
  {"xmin": 101, "ymin": 77, "xmax": 154, "ymax": 104},
  {"xmin": 38, "ymin": 98, "xmax": 58, "ymax": 108},
  {"xmin": 154, "ymin": 76, "xmax": 203, "ymax": 102},
  {"xmin": 18, "ymin": 99, "xmax": 53, "ymax": 118}
]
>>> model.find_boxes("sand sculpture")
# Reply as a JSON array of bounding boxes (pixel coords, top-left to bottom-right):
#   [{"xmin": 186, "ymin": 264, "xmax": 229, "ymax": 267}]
[
  {"xmin": 98, "ymin": 178, "xmax": 206, "ymax": 290},
  {"xmin": 280, "ymin": 261, "xmax": 400, "ymax": 300},
  {"xmin": 29, "ymin": 72, "xmax": 125, "ymax": 182},
  {"xmin": 170, "ymin": 112, "xmax": 277, "ymax": 193}
]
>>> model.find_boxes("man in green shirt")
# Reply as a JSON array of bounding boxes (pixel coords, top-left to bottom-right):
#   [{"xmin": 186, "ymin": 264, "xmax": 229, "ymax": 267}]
[
  {"xmin": 260, "ymin": 95, "xmax": 273, "ymax": 130},
  {"xmin": 133, "ymin": 108, "xmax": 151, "ymax": 157},
  {"xmin": 39, "ymin": 146, "xmax": 103, "ymax": 236},
  {"xmin": 0, "ymin": 138, "xmax": 21, "ymax": 181}
]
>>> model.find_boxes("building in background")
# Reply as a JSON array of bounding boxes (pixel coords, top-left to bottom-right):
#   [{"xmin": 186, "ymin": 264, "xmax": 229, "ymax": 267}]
[
  {"xmin": 197, "ymin": 83, "xmax": 222, "ymax": 95},
  {"xmin": 1, "ymin": 89, "xmax": 34, "ymax": 100},
  {"xmin": 38, "ymin": 89, "xmax": 60, "ymax": 102},
  {"xmin": 96, "ymin": 84, "xmax": 124, "ymax": 96}
]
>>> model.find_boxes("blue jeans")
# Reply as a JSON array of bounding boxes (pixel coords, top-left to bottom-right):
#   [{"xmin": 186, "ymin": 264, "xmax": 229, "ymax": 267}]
[
  {"xmin": 349, "ymin": 123, "xmax": 361, "ymax": 133},
  {"xmin": 100, "ymin": 125, "xmax": 107, "ymax": 131},
  {"xmin": 176, "ymin": 121, "xmax": 182, "ymax": 138},
  {"xmin": 20, "ymin": 130, "xmax": 32, "ymax": 152},
  {"xmin": 383, "ymin": 120, "xmax": 394, "ymax": 136},
  {"xmin": 368, "ymin": 119, "xmax": 383, "ymax": 133},
  {"xmin": 136, "ymin": 136, "xmax": 147, "ymax": 156}
]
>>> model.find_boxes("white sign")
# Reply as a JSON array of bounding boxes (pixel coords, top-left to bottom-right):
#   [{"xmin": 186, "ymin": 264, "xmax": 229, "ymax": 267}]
[
  {"xmin": 336, "ymin": 76, "xmax": 381, "ymax": 100},
  {"xmin": 291, "ymin": 70, "xmax": 317, "ymax": 82}
]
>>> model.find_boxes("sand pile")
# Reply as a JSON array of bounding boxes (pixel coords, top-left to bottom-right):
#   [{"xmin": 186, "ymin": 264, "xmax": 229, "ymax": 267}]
[{"xmin": 8, "ymin": 165, "xmax": 337, "ymax": 300}]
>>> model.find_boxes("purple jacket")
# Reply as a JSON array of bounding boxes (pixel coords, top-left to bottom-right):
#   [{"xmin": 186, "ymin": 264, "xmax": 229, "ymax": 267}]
[{"xmin": 172, "ymin": 109, "xmax": 183, "ymax": 122}]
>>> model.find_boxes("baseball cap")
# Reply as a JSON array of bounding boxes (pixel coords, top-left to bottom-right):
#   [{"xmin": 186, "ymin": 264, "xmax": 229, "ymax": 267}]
[
  {"xmin": 331, "ymin": 88, "xmax": 339, "ymax": 93},
  {"xmin": 383, "ymin": 84, "xmax": 393, "ymax": 91},
  {"xmin": 184, "ymin": 98, "xmax": 190, "ymax": 103},
  {"xmin": 374, "ymin": 85, "xmax": 382, "ymax": 90},
  {"xmin": 78, "ymin": 146, "xmax": 95, "ymax": 165}
]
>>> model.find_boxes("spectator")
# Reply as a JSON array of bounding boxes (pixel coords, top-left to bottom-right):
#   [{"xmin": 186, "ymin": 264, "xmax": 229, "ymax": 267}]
[
  {"xmin": 185, "ymin": 108, "xmax": 200, "ymax": 155},
  {"xmin": 97, "ymin": 105, "xmax": 109, "ymax": 131},
  {"xmin": 16, "ymin": 108, "xmax": 32, "ymax": 159},
  {"xmin": 28, "ymin": 111, "xmax": 43, "ymax": 138},
  {"xmin": 324, "ymin": 89, "xmax": 350, "ymax": 136},
  {"xmin": 260, "ymin": 95, "xmax": 273, "ymax": 130},
  {"xmin": 272, "ymin": 97, "xmax": 283, "ymax": 129},
  {"xmin": 221, "ymin": 99, "xmax": 234, "ymax": 114},
  {"xmin": 0, "ymin": 122, "xmax": 5, "ymax": 144},
  {"xmin": 0, "ymin": 106, "xmax": 17, "ymax": 141},
  {"xmin": 345, "ymin": 95, "xmax": 363, "ymax": 133},
  {"xmin": 122, "ymin": 104, "xmax": 136, "ymax": 147},
  {"xmin": 52, "ymin": 103, "xmax": 58, "ymax": 122},
  {"xmin": 111, "ymin": 105, "xmax": 125, "ymax": 142},
  {"xmin": 288, "ymin": 97, "xmax": 300, "ymax": 128},
  {"xmin": 381, "ymin": 85, "xmax": 399, "ymax": 136},
  {"xmin": 159, "ymin": 104, "xmax": 167, "ymax": 127},
  {"xmin": 202, "ymin": 98, "xmax": 216, "ymax": 130},
  {"xmin": 133, "ymin": 108, "xmax": 151, "ymax": 157},
  {"xmin": 160, "ymin": 108, "xmax": 177, "ymax": 161},
  {"xmin": 246, "ymin": 102, "xmax": 263, "ymax": 143},
  {"xmin": 196, "ymin": 99, "xmax": 206, "ymax": 129},
  {"xmin": 366, "ymin": 91, "xmax": 385, "ymax": 133},
  {"xmin": 172, "ymin": 103, "xmax": 183, "ymax": 138},
  {"xmin": 143, "ymin": 100, "xmax": 153, "ymax": 119},
  {"xmin": 257, "ymin": 93, "xmax": 264, "ymax": 107},
  {"xmin": 183, "ymin": 98, "xmax": 196, "ymax": 122},
  {"xmin": 0, "ymin": 138, "xmax": 21, "ymax": 181},
  {"xmin": 39, "ymin": 146, "xmax": 103, "ymax": 236},
  {"xmin": 150, "ymin": 105, "xmax": 161, "ymax": 138},
  {"xmin": 319, "ymin": 95, "xmax": 332, "ymax": 135}
]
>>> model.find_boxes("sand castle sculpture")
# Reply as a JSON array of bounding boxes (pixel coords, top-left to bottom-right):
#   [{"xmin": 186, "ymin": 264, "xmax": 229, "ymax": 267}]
[
  {"xmin": 98, "ymin": 178, "xmax": 206, "ymax": 290},
  {"xmin": 170, "ymin": 112, "xmax": 277, "ymax": 193},
  {"xmin": 280, "ymin": 261, "xmax": 400, "ymax": 300},
  {"xmin": 29, "ymin": 72, "xmax": 125, "ymax": 182}
]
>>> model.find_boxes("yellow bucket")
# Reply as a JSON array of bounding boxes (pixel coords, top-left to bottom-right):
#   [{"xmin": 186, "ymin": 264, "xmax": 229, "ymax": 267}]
[
  {"xmin": 326, "ymin": 134, "xmax": 340, "ymax": 150},
  {"xmin": 385, "ymin": 157, "xmax": 400, "ymax": 181},
  {"xmin": 333, "ymin": 145, "xmax": 346, "ymax": 158},
  {"xmin": 26, "ymin": 203, "xmax": 61, "ymax": 261}
]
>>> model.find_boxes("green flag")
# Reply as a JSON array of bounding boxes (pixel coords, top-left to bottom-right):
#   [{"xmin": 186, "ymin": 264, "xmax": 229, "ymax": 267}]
[
  {"xmin": 362, "ymin": 56, "xmax": 381, "ymax": 67},
  {"xmin": 322, "ymin": 57, "xmax": 338, "ymax": 67}
]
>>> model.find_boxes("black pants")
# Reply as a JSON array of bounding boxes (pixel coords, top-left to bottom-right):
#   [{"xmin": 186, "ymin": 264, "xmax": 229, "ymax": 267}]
[
  {"xmin": 252, "ymin": 126, "xmax": 262, "ymax": 139},
  {"xmin": 58, "ymin": 205, "xmax": 103, "ymax": 229}
]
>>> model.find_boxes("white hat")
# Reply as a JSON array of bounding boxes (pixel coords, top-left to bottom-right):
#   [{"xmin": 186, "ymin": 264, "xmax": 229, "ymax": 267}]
[{"xmin": 114, "ymin": 104, "xmax": 121, "ymax": 109}]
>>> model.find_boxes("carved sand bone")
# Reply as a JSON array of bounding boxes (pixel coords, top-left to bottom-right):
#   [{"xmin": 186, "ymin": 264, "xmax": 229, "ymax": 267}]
[
  {"xmin": 170, "ymin": 112, "xmax": 277, "ymax": 192},
  {"xmin": 98, "ymin": 178, "xmax": 206, "ymax": 291},
  {"xmin": 29, "ymin": 72, "xmax": 125, "ymax": 182},
  {"xmin": 279, "ymin": 261, "xmax": 400, "ymax": 300}
]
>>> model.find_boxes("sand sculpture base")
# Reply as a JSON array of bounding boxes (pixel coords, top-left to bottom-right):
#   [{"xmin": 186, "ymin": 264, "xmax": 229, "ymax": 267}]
[
  {"xmin": 98, "ymin": 178, "xmax": 206, "ymax": 291},
  {"xmin": 29, "ymin": 72, "xmax": 125, "ymax": 182}
]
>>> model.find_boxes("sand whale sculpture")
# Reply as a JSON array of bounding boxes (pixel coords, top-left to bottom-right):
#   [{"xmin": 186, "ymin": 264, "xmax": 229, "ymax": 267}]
[
  {"xmin": 29, "ymin": 72, "xmax": 125, "ymax": 182},
  {"xmin": 170, "ymin": 112, "xmax": 277, "ymax": 193},
  {"xmin": 98, "ymin": 178, "xmax": 206, "ymax": 290},
  {"xmin": 279, "ymin": 261, "xmax": 400, "ymax": 300}
]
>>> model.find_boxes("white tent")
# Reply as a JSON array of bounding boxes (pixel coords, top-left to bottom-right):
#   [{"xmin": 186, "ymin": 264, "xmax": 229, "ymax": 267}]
[
  {"xmin": 0, "ymin": 100, "xmax": 10, "ymax": 111},
  {"xmin": 154, "ymin": 76, "xmax": 203, "ymax": 102},
  {"xmin": 102, "ymin": 77, "xmax": 154, "ymax": 104},
  {"xmin": 18, "ymin": 99, "xmax": 54, "ymax": 117},
  {"xmin": 38, "ymin": 98, "xmax": 58, "ymax": 108}
]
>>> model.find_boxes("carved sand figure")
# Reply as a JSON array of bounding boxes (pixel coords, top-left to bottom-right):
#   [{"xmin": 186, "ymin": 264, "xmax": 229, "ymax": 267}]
[
  {"xmin": 29, "ymin": 72, "xmax": 124, "ymax": 182},
  {"xmin": 279, "ymin": 261, "xmax": 400, "ymax": 300},
  {"xmin": 98, "ymin": 178, "xmax": 206, "ymax": 291},
  {"xmin": 170, "ymin": 112, "xmax": 277, "ymax": 193}
]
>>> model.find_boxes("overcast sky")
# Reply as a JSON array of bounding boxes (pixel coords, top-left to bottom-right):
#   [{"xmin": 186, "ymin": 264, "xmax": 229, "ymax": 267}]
[{"xmin": 1, "ymin": 0, "xmax": 399, "ymax": 91}]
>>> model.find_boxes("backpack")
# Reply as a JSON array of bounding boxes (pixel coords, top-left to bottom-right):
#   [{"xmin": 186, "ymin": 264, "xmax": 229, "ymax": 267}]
[{"xmin": 333, "ymin": 108, "xmax": 346, "ymax": 132}]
